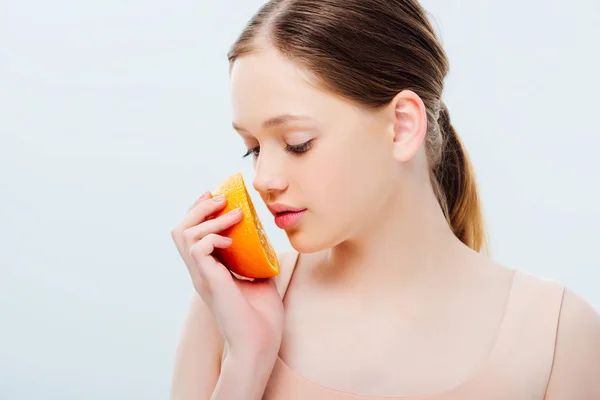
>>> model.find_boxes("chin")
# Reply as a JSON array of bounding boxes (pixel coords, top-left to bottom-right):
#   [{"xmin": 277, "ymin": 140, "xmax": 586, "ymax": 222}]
[
  {"xmin": 285, "ymin": 224, "xmax": 343, "ymax": 254},
  {"xmin": 285, "ymin": 230, "xmax": 323, "ymax": 254}
]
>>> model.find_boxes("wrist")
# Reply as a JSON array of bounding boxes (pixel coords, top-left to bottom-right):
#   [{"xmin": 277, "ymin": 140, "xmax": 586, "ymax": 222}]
[
  {"xmin": 226, "ymin": 345, "xmax": 279, "ymax": 374},
  {"xmin": 211, "ymin": 354, "xmax": 277, "ymax": 400},
  {"xmin": 224, "ymin": 340, "xmax": 280, "ymax": 368}
]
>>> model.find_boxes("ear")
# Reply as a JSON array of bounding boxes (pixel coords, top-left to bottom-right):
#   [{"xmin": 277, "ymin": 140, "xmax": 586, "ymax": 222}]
[{"xmin": 387, "ymin": 90, "xmax": 428, "ymax": 162}]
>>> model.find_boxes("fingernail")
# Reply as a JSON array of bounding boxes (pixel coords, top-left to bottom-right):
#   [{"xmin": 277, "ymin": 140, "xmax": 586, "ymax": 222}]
[
  {"xmin": 198, "ymin": 191, "xmax": 211, "ymax": 200},
  {"xmin": 223, "ymin": 236, "xmax": 233, "ymax": 243},
  {"xmin": 212, "ymin": 195, "xmax": 225, "ymax": 202},
  {"xmin": 229, "ymin": 208, "xmax": 242, "ymax": 215}
]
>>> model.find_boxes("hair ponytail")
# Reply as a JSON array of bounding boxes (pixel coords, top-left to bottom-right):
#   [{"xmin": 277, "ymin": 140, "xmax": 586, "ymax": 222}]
[{"xmin": 433, "ymin": 103, "xmax": 488, "ymax": 254}]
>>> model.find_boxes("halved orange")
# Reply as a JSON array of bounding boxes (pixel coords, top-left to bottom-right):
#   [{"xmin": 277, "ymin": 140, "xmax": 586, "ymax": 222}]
[{"xmin": 210, "ymin": 173, "xmax": 280, "ymax": 279}]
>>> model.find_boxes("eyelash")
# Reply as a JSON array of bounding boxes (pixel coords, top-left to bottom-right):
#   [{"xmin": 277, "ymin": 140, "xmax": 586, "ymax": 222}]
[{"xmin": 242, "ymin": 141, "xmax": 314, "ymax": 159}]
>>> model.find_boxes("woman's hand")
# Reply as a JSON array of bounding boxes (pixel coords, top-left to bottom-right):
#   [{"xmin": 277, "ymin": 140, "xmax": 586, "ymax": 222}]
[{"xmin": 171, "ymin": 192, "xmax": 284, "ymax": 363}]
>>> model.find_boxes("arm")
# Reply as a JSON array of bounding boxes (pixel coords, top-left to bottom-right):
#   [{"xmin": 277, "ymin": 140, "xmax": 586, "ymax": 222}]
[
  {"xmin": 544, "ymin": 288, "xmax": 600, "ymax": 399},
  {"xmin": 170, "ymin": 251, "xmax": 292, "ymax": 400},
  {"xmin": 170, "ymin": 292, "xmax": 277, "ymax": 400},
  {"xmin": 210, "ymin": 353, "xmax": 278, "ymax": 400},
  {"xmin": 170, "ymin": 291, "xmax": 224, "ymax": 400}
]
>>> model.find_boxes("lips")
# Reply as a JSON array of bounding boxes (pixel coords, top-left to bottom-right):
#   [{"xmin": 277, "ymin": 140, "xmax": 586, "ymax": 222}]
[
  {"xmin": 273, "ymin": 209, "xmax": 306, "ymax": 229},
  {"xmin": 267, "ymin": 203, "xmax": 306, "ymax": 215}
]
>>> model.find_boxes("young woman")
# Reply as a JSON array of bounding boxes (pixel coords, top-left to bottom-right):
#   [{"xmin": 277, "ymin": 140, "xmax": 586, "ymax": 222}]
[{"xmin": 170, "ymin": 1, "xmax": 600, "ymax": 399}]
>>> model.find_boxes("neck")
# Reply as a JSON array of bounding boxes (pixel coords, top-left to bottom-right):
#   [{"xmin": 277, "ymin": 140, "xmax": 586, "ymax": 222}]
[{"xmin": 322, "ymin": 177, "xmax": 470, "ymax": 297}]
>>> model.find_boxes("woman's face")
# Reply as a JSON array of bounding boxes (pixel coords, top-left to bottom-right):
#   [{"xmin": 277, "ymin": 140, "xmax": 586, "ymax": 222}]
[{"xmin": 229, "ymin": 46, "xmax": 403, "ymax": 253}]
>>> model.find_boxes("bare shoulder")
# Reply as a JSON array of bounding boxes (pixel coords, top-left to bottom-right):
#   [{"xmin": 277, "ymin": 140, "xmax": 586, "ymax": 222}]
[{"xmin": 545, "ymin": 286, "xmax": 600, "ymax": 399}]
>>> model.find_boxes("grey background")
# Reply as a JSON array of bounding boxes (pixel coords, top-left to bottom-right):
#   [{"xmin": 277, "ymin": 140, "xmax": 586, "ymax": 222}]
[{"xmin": 1, "ymin": 0, "xmax": 598, "ymax": 398}]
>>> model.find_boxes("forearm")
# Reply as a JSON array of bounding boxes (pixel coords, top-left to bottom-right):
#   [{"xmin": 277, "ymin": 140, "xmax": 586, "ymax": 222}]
[{"xmin": 210, "ymin": 355, "xmax": 277, "ymax": 400}]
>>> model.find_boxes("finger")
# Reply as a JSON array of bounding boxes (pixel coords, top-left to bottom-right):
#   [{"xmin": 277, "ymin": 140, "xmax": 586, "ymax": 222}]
[
  {"xmin": 187, "ymin": 191, "xmax": 212, "ymax": 212},
  {"xmin": 178, "ymin": 195, "xmax": 229, "ymax": 232},
  {"xmin": 189, "ymin": 233, "xmax": 234, "ymax": 264},
  {"xmin": 182, "ymin": 208, "xmax": 242, "ymax": 247},
  {"xmin": 189, "ymin": 233, "xmax": 235, "ymax": 294}
]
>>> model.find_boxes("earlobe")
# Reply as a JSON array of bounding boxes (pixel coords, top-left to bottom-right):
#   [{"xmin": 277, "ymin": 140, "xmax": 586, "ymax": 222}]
[{"xmin": 390, "ymin": 90, "xmax": 427, "ymax": 162}]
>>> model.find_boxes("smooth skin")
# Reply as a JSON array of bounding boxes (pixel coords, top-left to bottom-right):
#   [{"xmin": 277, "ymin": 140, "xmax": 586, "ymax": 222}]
[
  {"xmin": 170, "ymin": 42, "xmax": 600, "ymax": 399},
  {"xmin": 170, "ymin": 191, "xmax": 284, "ymax": 399}
]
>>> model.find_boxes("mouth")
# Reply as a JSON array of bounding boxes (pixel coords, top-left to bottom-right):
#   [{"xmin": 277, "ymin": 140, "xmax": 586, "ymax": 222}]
[{"xmin": 274, "ymin": 209, "xmax": 307, "ymax": 230}]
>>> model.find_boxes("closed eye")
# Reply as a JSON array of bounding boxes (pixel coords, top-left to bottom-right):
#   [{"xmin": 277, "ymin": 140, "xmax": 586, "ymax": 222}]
[
  {"xmin": 242, "ymin": 140, "xmax": 314, "ymax": 159},
  {"xmin": 284, "ymin": 140, "xmax": 313, "ymax": 155}
]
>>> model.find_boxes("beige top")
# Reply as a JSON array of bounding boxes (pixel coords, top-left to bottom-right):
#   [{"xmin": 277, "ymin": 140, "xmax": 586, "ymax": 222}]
[{"xmin": 263, "ymin": 251, "xmax": 566, "ymax": 400}]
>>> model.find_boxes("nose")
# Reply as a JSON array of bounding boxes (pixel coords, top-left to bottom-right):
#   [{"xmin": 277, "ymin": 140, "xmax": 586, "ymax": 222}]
[{"xmin": 252, "ymin": 149, "xmax": 288, "ymax": 198}]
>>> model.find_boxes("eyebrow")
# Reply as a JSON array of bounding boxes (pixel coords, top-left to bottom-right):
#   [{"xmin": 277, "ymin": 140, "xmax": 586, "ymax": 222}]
[{"xmin": 232, "ymin": 114, "xmax": 313, "ymax": 132}]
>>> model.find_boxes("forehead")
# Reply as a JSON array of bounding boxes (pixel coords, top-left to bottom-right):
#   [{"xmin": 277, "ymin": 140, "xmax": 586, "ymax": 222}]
[{"xmin": 229, "ymin": 47, "xmax": 350, "ymax": 132}]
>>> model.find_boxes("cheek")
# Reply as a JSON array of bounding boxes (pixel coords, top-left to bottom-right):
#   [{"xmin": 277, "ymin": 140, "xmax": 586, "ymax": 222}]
[
  {"xmin": 305, "ymin": 145, "xmax": 355, "ymax": 196},
  {"xmin": 317, "ymin": 136, "xmax": 393, "ymax": 212},
  {"xmin": 299, "ymin": 144, "xmax": 364, "ymax": 220}
]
